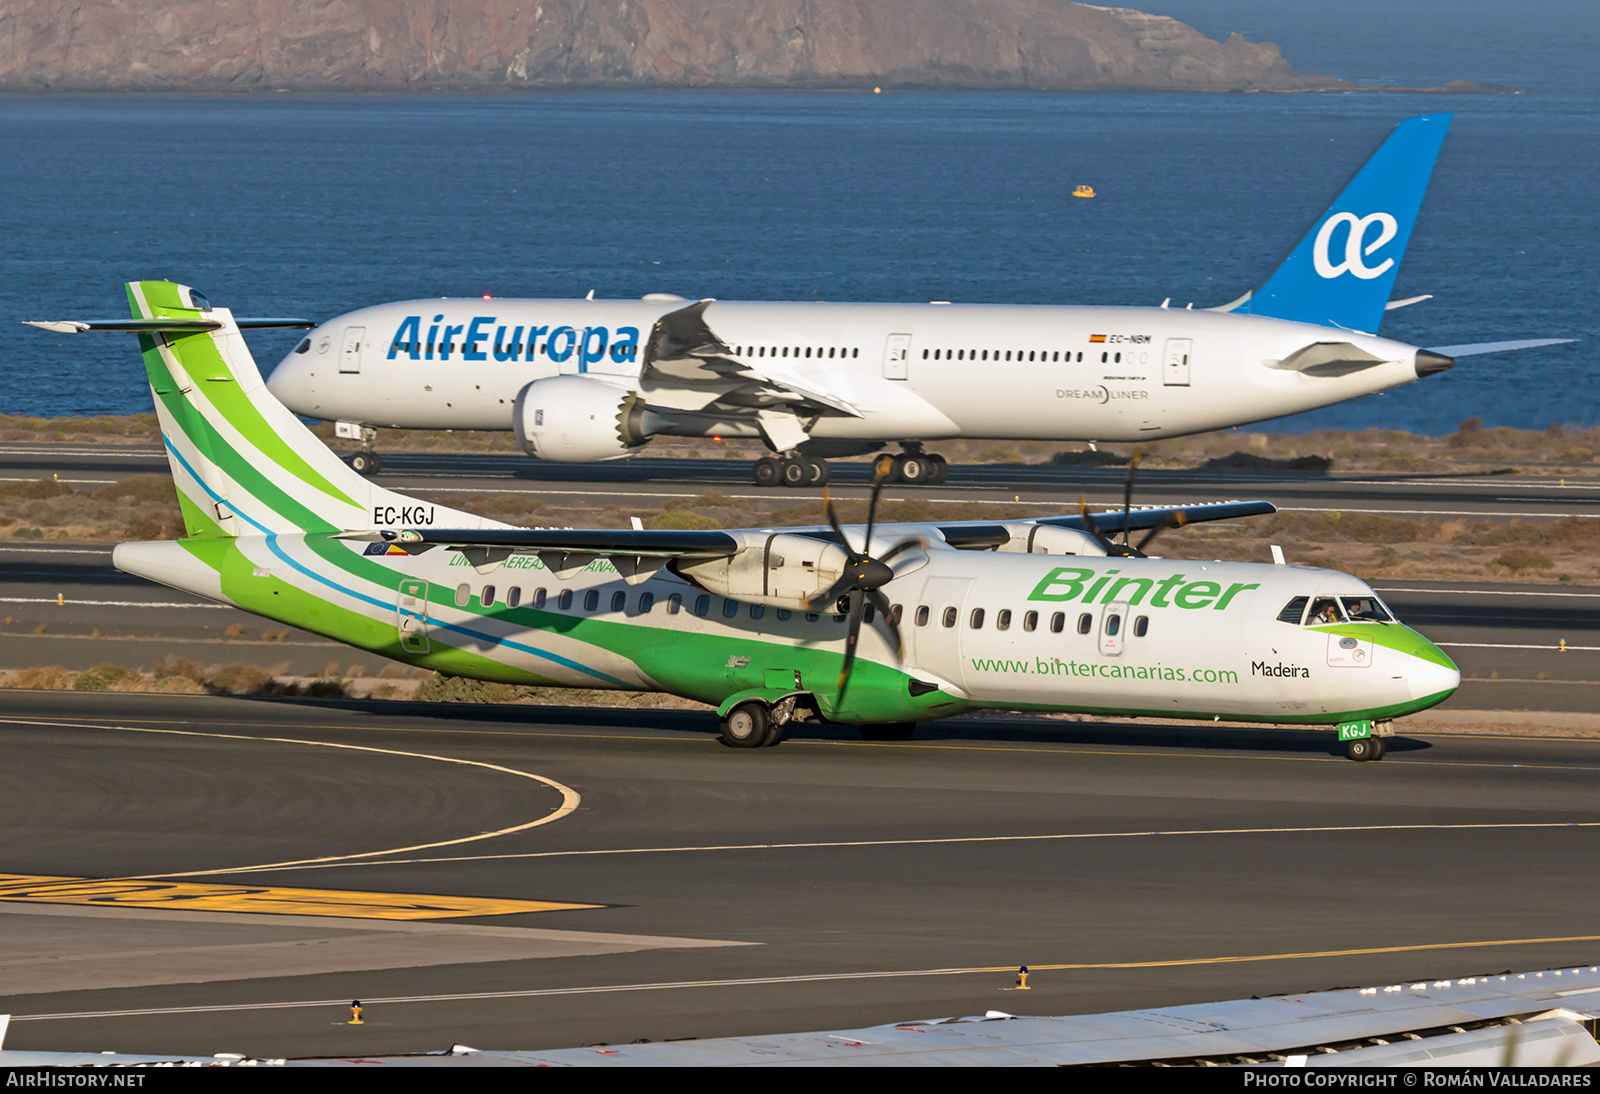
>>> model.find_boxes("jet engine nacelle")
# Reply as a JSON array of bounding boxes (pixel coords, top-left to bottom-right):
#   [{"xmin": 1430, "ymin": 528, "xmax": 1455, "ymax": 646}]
[{"xmin": 513, "ymin": 375, "xmax": 661, "ymax": 462}]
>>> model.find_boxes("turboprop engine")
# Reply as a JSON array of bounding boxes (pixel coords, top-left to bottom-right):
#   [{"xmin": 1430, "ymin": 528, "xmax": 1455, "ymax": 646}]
[
  {"xmin": 672, "ymin": 532, "xmax": 929, "ymax": 612},
  {"xmin": 512, "ymin": 375, "xmax": 667, "ymax": 462}
]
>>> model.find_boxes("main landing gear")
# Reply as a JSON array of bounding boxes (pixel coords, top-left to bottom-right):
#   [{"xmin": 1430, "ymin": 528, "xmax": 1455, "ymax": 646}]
[
  {"xmin": 752, "ymin": 455, "xmax": 831, "ymax": 489},
  {"xmin": 1345, "ymin": 736, "xmax": 1387, "ymax": 762},
  {"xmin": 748, "ymin": 445, "xmax": 948, "ymax": 488}
]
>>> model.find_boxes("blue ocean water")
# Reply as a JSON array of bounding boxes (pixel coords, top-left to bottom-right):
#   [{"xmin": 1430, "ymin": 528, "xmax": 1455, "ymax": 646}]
[{"xmin": 1, "ymin": 0, "xmax": 1594, "ymax": 434}]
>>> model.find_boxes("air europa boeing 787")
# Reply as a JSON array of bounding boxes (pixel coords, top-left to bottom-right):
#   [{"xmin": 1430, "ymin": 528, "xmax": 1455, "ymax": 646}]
[
  {"xmin": 247, "ymin": 113, "xmax": 1566, "ymax": 485},
  {"xmin": 38, "ymin": 281, "xmax": 1460, "ymax": 760}
]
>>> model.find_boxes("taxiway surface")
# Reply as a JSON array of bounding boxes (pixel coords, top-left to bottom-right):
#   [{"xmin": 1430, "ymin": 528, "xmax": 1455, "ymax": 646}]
[{"xmin": 0, "ymin": 690, "xmax": 1597, "ymax": 1058}]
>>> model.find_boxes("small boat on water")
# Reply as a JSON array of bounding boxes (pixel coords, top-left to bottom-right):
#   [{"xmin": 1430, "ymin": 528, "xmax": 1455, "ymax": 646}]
[{"xmin": 1072, "ymin": 184, "xmax": 1095, "ymax": 198}]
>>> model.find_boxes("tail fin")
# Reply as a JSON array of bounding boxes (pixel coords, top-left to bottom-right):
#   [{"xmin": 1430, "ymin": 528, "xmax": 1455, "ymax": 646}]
[
  {"xmin": 1226, "ymin": 114, "xmax": 1451, "ymax": 335},
  {"xmin": 124, "ymin": 281, "xmax": 497, "ymax": 538}
]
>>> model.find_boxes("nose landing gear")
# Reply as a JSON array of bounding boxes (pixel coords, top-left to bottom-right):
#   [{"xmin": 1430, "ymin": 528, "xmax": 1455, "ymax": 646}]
[{"xmin": 343, "ymin": 424, "xmax": 382, "ymax": 476}]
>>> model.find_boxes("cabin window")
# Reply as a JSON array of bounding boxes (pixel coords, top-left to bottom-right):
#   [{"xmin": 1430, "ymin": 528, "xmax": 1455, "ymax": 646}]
[
  {"xmin": 1105, "ymin": 613, "xmax": 1122, "ymax": 637},
  {"xmin": 506, "ymin": 587, "xmax": 521, "ymax": 608},
  {"xmin": 863, "ymin": 601, "xmax": 875, "ymax": 624},
  {"xmin": 996, "ymin": 609, "xmax": 1011, "ymax": 631},
  {"xmin": 1023, "ymin": 610, "xmax": 1038, "ymax": 632},
  {"xmin": 1115, "ymin": 352, "xmax": 1122, "ymax": 363},
  {"xmin": 584, "ymin": 590, "xmax": 600, "ymax": 612},
  {"xmin": 1077, "ymin": 613, "xmax": 1092, "ymax": 635},
  {"xmin": 558, "ymin": 589, "xmax": 573, "ymax": 610},
  {"xmin": 455, "ymin": 583, "xmax": 470, "ymax": 607},
  {"xmin": 639, "ymin": 592, "xmax": 655, "ymax": 614},
  {"xmin": 889, "ymin": 604, "xmax": 903, "ymax": 625},
  {"xmin": 750, "ymin": 604, "xmax": 765, "ymax": 620},
  {"xmin": 1134, "ymin": 615, "xmax": 1149, "ymax": 637},
  {"xmin": 481, "ymin": 585, "xmax": 496, "ymax": 606},
  {"xmin": 915, "ymin": 605, "xmax": 931, "ymax": 627},
  {"xmin": 969, "ymin": 608, "xmax": 985, "ymax": 629},
  {"xmin": 1101, "ymin": 352, "xmax": 1108, "ymax": 363},
  {"xmin": 1050, "ymin": 612, "xmax": 1065, "ymax": 634},
  {"xmin": 1277, "ymin": 596, "xmax": 1308, "ymax": 624},
  {"xmin": 806, "ymin": 612, "xmax": 820, "ymax": 622},
  {"xmin": 533, "ymin": 588, "xmax": 547, "ymax": 608},
  {"xmin": 667, "ymin": 593, "xmax": 682, "ymax": 614},
  {"xmin": 852, "ymin": 348, "xmax": 859, "ymax": 358},
  {"xmin": 723, "ymin": 598, "xmax": 739, "ymax": 618},
  {"xmin": 611, "ymin": 591, "xmax": 626, "ymax": 612},
  {"xmin": 694, "ymin": 595, "xmax": 711, "ymax": 617},
  {"xmin": 922, "ymin": 350, "xmax": 929, "ymax": 359},
  {"xmin": 777, "ymin": 609, "xmax": 792, "ymax": 621},
  {"xmin": 942, "ymin": 607, "xmax": 958, "ymax": 628}
]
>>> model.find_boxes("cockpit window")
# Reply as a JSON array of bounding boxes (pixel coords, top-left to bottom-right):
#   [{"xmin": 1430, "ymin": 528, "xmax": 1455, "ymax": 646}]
[
  {"xmin": 294, "ymin": 337, "xmax": 311, "ymax": 354},
  {"xmin": 188, "ymin": 290, "xmax": 211, "ymax": 312},
  {"xmin": 1277, "ymin": 596, "xmax": 1308, "ymax": 624},
  {"xmin": 1307, "ymin": 598, "xmax": 1345, "ymax": 625},
  {"xmin": 1341, "ymin": 596, "xmax": 1393, "ymax": 623}
]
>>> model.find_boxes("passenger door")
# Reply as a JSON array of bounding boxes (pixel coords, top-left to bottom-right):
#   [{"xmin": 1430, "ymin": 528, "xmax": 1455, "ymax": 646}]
[
  {"xmin": 883, "ymin": 333, "xmax": 912, "ymax": 380},
  {"xmin": 397, "ymin": 579, "xmax": 431, "ymax": 653},
  {"xmin": 1162, "ymin": 338, "xmax": 1192, "ymax": 386},
  {"xmin": 909, "ymin": 576, "xmax": 973, "ymax": 692},
  {"xmin": 1099, "ymin": 601, "xmax": 1128, "ymax": 656},
  {"xmin": 340, "ymin": 326, "xmax": 366, "ymax": 374}
]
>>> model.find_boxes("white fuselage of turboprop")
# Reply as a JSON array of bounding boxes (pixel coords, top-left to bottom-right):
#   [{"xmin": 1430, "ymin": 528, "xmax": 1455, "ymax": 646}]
[{"xmin": 267, "ymin": 297, "xmax": 1435, "ymax": 447}]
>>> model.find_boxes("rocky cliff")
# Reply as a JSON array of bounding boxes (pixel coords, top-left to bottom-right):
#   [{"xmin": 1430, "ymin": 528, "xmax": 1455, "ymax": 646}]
[{"xmin": 0, "ymin": 1, "xmax": 1467, "ymax": 93}]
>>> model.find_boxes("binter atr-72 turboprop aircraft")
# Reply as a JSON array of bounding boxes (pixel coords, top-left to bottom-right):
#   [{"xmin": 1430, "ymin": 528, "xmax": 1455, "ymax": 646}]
[
  {"xmin": 247, "ymin": 113, "xmax": 1565, "ymax": 486},
  {"xmin": 39, "ymin": 281, "xmax": 1460, "ymax": 760}
]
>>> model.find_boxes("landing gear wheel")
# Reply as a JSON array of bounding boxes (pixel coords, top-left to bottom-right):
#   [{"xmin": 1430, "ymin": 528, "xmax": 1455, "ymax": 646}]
[
  {"xmin": 721, "ymin": 701, "xmax": 771, "ymax": 748},
  {"xmin": 805, "ymin": 459, "xmax": 831, "ymax": 486},
  {"xmin": 927, "ymin": 454, "xmax": 948, "ymax": 484},
  {"xmin": 1346, "ymin": 736, "xmax": 1379, "ymax": 762},
  {"xmin": 349, "ymin": 450, "xmax": 381, "ymax": 476},
  {"xmin": 872, "ymin": 453, "xmax": 899, "ymax": 483},
  {"xmin": 753, "ymin": 457, "xmax": 781, "ymax": 488},
  {"xmin": 898, "ymin": 455, "xmax": 931, "ymax": 485},
  {"xmin": 779, "ymin": 459, "xmax": 809, "ymax": 488},
  {"xmin": 1369, "ymin": 736, "xmax": 1386, "ymax": 761},
  {"xmin": 858, "ymin": 722, "xmax": 916, "ymax": 742}
]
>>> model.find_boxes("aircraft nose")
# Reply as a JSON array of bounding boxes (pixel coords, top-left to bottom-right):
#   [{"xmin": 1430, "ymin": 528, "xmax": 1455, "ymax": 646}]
[
  {"xmin": 1408, "ymin": 650, "xmax": 1460, "ymax": 702},
  {"xmin": 266, "ymin": 351, "xmax": 314, "ymax": 410}
]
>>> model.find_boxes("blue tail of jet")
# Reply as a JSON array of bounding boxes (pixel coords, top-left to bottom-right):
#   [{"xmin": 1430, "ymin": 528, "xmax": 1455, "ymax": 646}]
[{"xmin": 1227, "ymin": 114, "xmax": 1451, "ymax": 335}]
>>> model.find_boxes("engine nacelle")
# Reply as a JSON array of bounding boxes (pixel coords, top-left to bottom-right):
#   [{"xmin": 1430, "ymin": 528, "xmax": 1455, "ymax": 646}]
[
  {"xmin": 513, "ymin": 375, "xmax": 661, "ymax": 462},
  {"xmin": 672, "ymin": 532, "xmax": 931, "ymax": 612}
]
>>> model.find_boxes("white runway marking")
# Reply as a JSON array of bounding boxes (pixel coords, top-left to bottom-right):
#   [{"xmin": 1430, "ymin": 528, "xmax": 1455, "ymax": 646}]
[
  {"xmin": 235, "ymin": 820, "xmax": 1600, "ymax": 873},
  {"xmin": 0, "ymin": 718, "xmax": 582, "ymax": 878},
  {"xmin": 1378, "ymin": 586, "xmax": 1600, "ymax": 598},
  {"xmin": 0, "ymin": 597, "xmax": 230, "ymax": 609}
]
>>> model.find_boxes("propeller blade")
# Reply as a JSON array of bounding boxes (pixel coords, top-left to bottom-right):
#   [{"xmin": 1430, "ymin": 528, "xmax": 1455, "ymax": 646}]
[
  {"xmin": 805, "ymin": 572, "xmax": 856, "ymax": 612},
  {"xmin": 821, "ymin": 485, "xmax": 850, "ymax": 549},
  {"xmin": 866, "ymin": 587, "xmax": 904, "ymax": 660},
  {"xmin": 862, "ymin": 458, "xmax": 891, "ymax": 551},
  {"xmin": 1078, "ymin": 494, "xmax": 1119, "ymax": 555},
  {"xmin": 876, "ymin": 536, "xmax": 926, "ymax": 567},
  {"xmin": 1120, "ymin": 449, "xmax": 1142, "ymax": 545},
  {"xmin": 835, "ymin": 590, "xmax": 867, "ymax": 708},
  {"xmin": 1135, "ymin": 509, "xmax": 1186, "ymax": 553}
]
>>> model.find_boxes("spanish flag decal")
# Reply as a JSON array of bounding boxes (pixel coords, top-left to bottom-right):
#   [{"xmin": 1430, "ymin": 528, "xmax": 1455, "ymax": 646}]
[
  {"xmin": 363, "ymin": 543, "xmax": 411, "ymax": 557},
  {"xmin": 1089, "ymin": 334, "xmax": 1108, "ymax": 343}
]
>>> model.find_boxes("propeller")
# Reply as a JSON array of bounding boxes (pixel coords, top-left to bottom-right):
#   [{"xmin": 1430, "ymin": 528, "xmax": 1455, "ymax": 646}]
[
  {"xmin": 806, "ymin": 462, "xmax": 923, "ymax": 708},
  {"xmin": 1078, "ymin": 449, "xmax": 1187, "ymax": 557}
]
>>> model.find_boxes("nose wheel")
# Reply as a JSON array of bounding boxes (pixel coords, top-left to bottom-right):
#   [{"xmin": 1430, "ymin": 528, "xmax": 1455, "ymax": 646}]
[{"xmin": 345, "ymin": 424, "xmax": 382, "ymax": 477}]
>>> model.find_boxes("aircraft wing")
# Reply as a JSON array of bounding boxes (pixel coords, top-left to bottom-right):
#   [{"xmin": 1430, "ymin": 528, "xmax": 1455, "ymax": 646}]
[
  {"xmin": 639, "ymin": 299, "xmax": 863, "ymax": 416},
  {"xmin": 363, "ymin": 500, "xmax": 1277, "ymax": 556}
]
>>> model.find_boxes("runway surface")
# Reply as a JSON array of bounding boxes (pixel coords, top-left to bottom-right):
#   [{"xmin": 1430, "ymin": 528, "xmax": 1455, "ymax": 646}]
[
  {"xmin": 5, "ymin": 442, "xmax": 1600, "ymax": 522},
  {"xmin": 0, "ymin": 689, "xmax": 1597, "ymax": 1058}
]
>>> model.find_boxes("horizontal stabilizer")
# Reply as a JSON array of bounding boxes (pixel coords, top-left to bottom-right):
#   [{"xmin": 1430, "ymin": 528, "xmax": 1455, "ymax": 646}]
[
  {"xmin": 1427, "ymin": 338, "xmax": 1574, "ymax": 357},
  {"xmin": 23, "ymin": 317, "xmax": 313, "ymax": 334}
]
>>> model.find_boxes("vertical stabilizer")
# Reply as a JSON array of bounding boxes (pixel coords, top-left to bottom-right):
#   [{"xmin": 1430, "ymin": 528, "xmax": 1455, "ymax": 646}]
[
  {"xmin": 1230, "ymin": 114, "xmax": 1451, "ymax": 335},
  {"xmin": 126, "ymin": 281, "xmax": 499, "ymax": 537}
]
